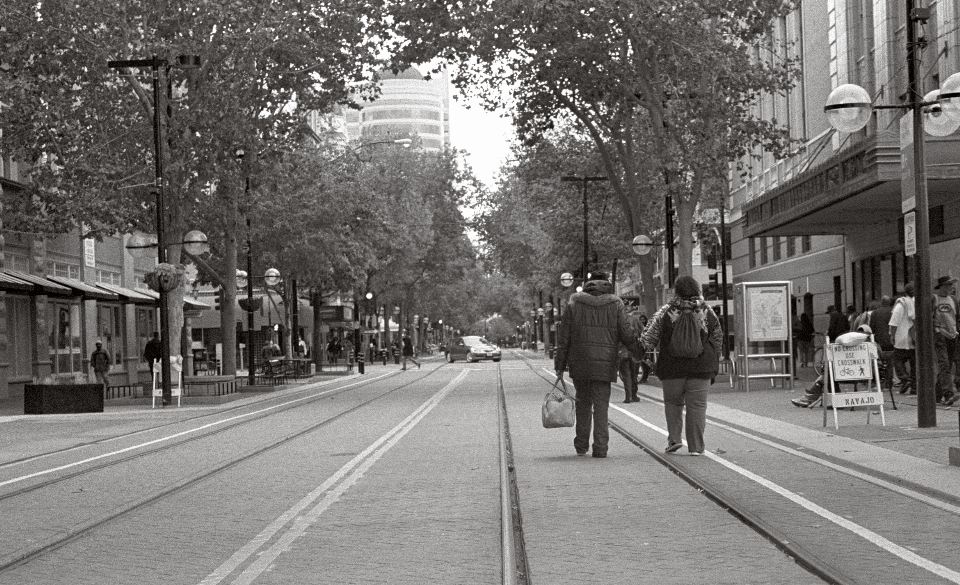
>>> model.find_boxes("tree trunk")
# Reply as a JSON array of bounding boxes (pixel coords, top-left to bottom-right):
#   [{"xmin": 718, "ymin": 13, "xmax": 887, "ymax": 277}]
[
  {"xmin": 220, "ymin": 227, "xmax": 238, "ymax": 375},
  {"xmin": 675, "ymin": 196, "xmax": 696, "ymax": 278}
]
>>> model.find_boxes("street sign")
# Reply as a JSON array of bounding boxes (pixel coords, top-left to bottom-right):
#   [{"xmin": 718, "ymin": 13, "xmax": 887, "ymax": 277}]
[
  {"xmin": 827, "ymin": 343, "xmax": 873, "ymax": 381},
  {"xmin": 904, "ymin": 211, "xmax": 917, "ymax": 256},
  {"xmin": 823, "ymin": 341, "xmax": 886, "ymax": 429}
]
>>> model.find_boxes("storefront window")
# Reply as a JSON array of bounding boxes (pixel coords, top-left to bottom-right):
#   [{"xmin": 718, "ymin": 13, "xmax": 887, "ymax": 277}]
[
  {"xmin": 135, "ymin": 306, "xmax": 156, "ymax": 369},
  {"xmin": 48, "ymin": 301, "xmax": 82, "ymax": 374},
  {"xmin": 6, "ymin": 296, "xmax": 31, "ymax": 378},
  {"xmin": 97, "ymin": 305, "xmax": 124, "ymax": 369}
]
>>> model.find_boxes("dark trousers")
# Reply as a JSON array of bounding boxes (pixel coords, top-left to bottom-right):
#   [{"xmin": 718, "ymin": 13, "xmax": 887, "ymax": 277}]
[
  {"xmin": 572, "ymin": 379, "xmax": 611, "ymax": 456},
  {"xmin": 892, "ymin": 347, "xmax": 915, "ymax": 390},
  {"xmin": 934, "ymin": 335, "xmax": 958, "ymax": 399},
  {"xmin": 618, "ymin": 358, "xmax": 639, "ymax": 400}
]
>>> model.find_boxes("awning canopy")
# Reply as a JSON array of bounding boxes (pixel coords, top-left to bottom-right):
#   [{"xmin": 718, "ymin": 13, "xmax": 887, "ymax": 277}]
[
  {"xmin": 47, "ymin": 276, "xmax": 119, "ymax": 301},
  {"xmin": 95, "ymin": 283, "xmax": 157, "ymax": 305},
  {"xmin": 0, "ymin": 271, "xmax": 34, "ymax": 293},
  {"xmin": 184, "ymin": 296, "xmax": 210, "ymax": 310},
  {"xmin": 5, "ymin": 270, "xmax": 73, "ymax": 296}
]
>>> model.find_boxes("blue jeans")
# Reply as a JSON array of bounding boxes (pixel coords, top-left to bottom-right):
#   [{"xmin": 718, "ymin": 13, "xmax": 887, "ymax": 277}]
[
  {"xmin": 661, "ymin": 377, "xmax": 710, "ymax": 454},
  {"xmin": 572, "ymin": 379, "xmax": 611, "ymax": 455}
]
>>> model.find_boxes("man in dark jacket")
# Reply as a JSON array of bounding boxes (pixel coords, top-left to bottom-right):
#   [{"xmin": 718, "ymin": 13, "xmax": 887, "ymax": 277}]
[
  {"xmin": 554, "ymin": 275, "xmax": 642, "ymax": 458},
  {"xmin": 827, "ymin": 305, "xmax": 849, "ymax": 342}
]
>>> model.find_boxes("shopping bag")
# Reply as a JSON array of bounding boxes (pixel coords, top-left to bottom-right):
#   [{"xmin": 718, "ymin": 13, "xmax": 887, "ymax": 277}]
[{"xmin": 542, "ymin": 378, "xmax": 575, "ymax": 428}]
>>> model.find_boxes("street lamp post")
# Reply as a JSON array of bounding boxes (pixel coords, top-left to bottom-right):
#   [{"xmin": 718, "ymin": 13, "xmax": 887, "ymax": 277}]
[
  {"xmin": 561, "ymin": 175, "xmax": 608, "ymax": 284},
  {"xmin": 822, "ymin": 2, "xmax": 960, "ymax": 427},
  {"xmin": 236, "ymin": 267, "xmax": 282, "ymax": 387},
  {"xmin": 108, "ymin": 54, "xmax": 199, "ymax": 407}
]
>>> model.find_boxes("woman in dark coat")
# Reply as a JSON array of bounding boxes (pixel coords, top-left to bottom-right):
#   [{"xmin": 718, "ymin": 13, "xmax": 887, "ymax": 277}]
[{"xmin": 640, "ymin": 276, "xmax": 723, "ymax": 456}]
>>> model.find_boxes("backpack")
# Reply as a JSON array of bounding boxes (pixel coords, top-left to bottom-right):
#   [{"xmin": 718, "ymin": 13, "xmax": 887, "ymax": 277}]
[{"xmin": 668, "ymin": 302, "xmax": 705, "ymax": 359}]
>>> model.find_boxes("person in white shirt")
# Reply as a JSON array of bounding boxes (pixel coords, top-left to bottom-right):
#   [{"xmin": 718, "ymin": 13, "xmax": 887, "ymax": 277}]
[{"xmin": 889, "ymin": 283, "xmax": 916, "ymax": 395}]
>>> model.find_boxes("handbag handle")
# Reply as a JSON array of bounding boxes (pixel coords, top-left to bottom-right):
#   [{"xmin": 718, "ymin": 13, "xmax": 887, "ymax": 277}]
[{"xmin": 551, "ymin": 377, "xmax": 571, "ymax": 397}]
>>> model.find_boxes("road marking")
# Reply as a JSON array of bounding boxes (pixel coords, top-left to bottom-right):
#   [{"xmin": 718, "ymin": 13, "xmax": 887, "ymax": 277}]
[
  {"xmin": 0, "ymin": 371, "xmax": 398, "ymax": 489},
  {"xmin": 198, "ymin": 369, "xmax": 469, "ymax": 585},
  {"xmin": 612, "ymin": 405, "xmax": 960, "ymax": 583}
]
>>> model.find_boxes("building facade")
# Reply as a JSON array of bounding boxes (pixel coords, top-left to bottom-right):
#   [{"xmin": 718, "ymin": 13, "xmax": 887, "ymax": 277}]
[
  {"xmin": 729, "ymin": 1, "xmax": 960, "ymax": 333},
  {"xmin": 344, "ymin": 66, "xmax": 451, "ymax": 150}
]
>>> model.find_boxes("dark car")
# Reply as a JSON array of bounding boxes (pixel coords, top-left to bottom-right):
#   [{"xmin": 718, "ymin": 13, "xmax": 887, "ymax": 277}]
[{"xmin": 445, "ymin": 336, "xmax": 502, "ymax": 363}]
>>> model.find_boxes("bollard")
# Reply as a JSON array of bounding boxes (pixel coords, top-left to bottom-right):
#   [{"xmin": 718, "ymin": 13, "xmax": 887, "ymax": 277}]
[
  {"xmin": 382, "ymin": 350, "xmax": 387, "ymax": 366},
  {"xmin": 358, "ymin": 355, "xmax": 365, "ymax": 374}
]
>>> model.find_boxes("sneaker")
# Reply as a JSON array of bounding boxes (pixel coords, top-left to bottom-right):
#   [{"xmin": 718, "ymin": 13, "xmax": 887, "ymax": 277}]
[
  {"xmin": 665, "ymin": 442, "xmax": 683, "ymax": 453},
  {"xmin": 592, "ymin": 452, "xmax": 607, "ymax": 458},
  {"xmin": 791, "ymin": 394, "xmax": 817, "ymax": 407},
  {"xmin": 689, "ymin": 451, "xmax": 703, "ymax": 456},
  {"xmin": 576, "ymin": 449, "xmax": 587, "ymax": 456},
  {"xmin": 946, "ymin": 393, "xmax": 960, "ymax": 406}
]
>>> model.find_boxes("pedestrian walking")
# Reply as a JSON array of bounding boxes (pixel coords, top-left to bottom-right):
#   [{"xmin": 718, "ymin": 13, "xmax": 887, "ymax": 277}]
[
  {"xmin": 554, "ymin": 273, "xmax": 642, "ymax": 458},
  {"xmin": 401, "ymin": 330, "xmax": 420, "ymax": 370},
  {"xmin": 932, "ymin": 276, "xmax": 959, "ymax": 405},
  {"xmin": 869, "ymin": 296, "xmax": 895, "ymax": 390},
  {"xmin": 618, "ymin": 309, "xmax": 642, "ymax": 403},
  {"xmin": 637, "ymin": 313, "xmax": 652, "ymax": 383},
  {"xmin": 797, "ymin": 312, "xmax": 814, "ymax": 367},
  {"xmin": 640, "ymin": 276, "xmax": 723, "ymax": 456},
  {"xmin": 90, "ymin": 341, "xmax": 111, "ymax": 393},
  {"xmin": 889, "ymin": 283, "xmax": 916, "ymax": 395},
  {"xmin": 827, "ymin": 305, "xmax": 849, "ymax": 342},
  {"xmin": 144, "ymin": 331, "xmax": 162, "ymax": 373}
]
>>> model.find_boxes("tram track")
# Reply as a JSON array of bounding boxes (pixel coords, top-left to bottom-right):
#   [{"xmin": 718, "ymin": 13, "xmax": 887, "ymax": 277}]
[
  {"xmin": 510, "ymin": 352, "xmax": 851, "ymax": 585},
  {"xmin": 0, "ymin": 373, "xmax": 393, "ymax": 472},
  {"xmin": 496, "ymin": 362, "xmax": 531, "ymax": 585},
  {"xmin": 0, "ymin": 366, "xmax": 443, "ymax": 574},
  {"xmin": 511, "ymin": 352, "xmax": 960, "ymax": 585}
]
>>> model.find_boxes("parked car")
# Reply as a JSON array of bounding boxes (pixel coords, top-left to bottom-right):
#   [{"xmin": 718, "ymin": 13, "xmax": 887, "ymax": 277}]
[{"xmin": 445, "ymin": 336, "xmax": 502, "ymax": 363}]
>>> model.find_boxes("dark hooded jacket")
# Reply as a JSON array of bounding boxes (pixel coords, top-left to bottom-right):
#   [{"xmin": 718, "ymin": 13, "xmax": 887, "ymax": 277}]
[{"xmin": 554, "ymin": 279, "xmax": 641, "ymax": 382}]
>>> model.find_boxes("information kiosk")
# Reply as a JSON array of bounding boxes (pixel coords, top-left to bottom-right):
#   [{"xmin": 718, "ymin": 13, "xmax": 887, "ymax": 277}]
[
  {"xmin": 733, "ymin": 281, "xmax": 794, "ymax": 391},
  {"xmin": 822, "ymin": 335, "xmax": 886, "ymax": 429}
]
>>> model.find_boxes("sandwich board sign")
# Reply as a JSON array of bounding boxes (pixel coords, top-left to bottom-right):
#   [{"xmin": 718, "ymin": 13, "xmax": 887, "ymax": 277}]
[{"xmin": 823, "ymin": 339, "xmax": 885, "ymax": 429}]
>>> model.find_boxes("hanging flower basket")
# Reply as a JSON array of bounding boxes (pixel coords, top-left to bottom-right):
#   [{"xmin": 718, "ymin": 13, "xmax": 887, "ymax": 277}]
[{"xmin": 146, "ymin": 263, "xmax": 184, "ymax": 293}]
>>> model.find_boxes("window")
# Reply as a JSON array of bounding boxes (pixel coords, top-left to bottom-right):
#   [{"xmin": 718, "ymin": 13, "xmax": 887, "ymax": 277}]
[
  {"xmin": 48, "ymin": 301, "xmax": 82, "ymax": 374},
  {"xmin": 749, "ymin": 238, "xmax": 757, "ymax": 268},
  {"xmin": 772, "ymin": 236, "xmax": 782, "ymax": 261},
  {"xmin": 760, "ymin": 237, "xmax": 769, "ymax": 265},
  {"xmin": 786, "ymin": 236, "xmax": 796, "ymax": 257},
  {"xmin": 52, "ymin": 263, "xmax": 81, "ymax": 280},
  {"xmin": 96, "ymin": 269, "xmax": 123, "ymax": 286},
  {"xmin": 6, "ymin": 254, "xmax": 29, "ymax": 272},
  {"xmin": 97, "ymin": 305, "xmax": 124, "ymax": 370},
  {"xmin": 135, "ymin": 306, "xmax": 157, "ymax": 369},
  {"xmin": 6, "ymin": 296, "xmax": 31, "ymax": 378},
  {"xmin": 801, "ymin": 236, "xmax": 812, "ymax": 253}
]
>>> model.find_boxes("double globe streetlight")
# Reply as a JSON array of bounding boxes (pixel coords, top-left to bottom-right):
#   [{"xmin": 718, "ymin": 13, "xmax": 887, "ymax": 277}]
[
  {"xmin": 821, "ymin": 4, "xmax": 960, "ymax": 427},
  {"xmin": 236, "ymin": 267, "xmax": 282, "ymax": 387}
]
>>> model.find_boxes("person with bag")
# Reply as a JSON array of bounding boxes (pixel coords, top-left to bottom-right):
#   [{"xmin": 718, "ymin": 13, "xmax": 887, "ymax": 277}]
[
  {"xmin": 554, "ymin": 273, "xmax": 641, "ymax": 458},
  {"xmin": 640, "ymin": 276, "xmax": 722, "ymax": 456},
  {"xmin": 889, "ymin": 283, "xmax": 916, "ymax": 395}
]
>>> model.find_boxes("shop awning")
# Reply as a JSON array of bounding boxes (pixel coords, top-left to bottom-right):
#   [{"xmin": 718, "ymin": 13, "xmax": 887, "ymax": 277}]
[
  {"xmin": 0, "ymin": 271, "xmax": 34, "ymax": 292},
  {"xmin": 4, "ymin": 270, "xmax": 73, "ymax": 296},
  {"xmin": 94, "ymin": 283, "xmax": 157, "ymax": 305},
  {"xmin": 184, "ymin": 296, "xmax": 210, "ymax": 310},
  {"xmin": 47, "ymin": 276, "xmax": 119, "ymax": 301},
  {"xmin": 135, "ymin": 288, "xmax": 208, "ymax": 311}
]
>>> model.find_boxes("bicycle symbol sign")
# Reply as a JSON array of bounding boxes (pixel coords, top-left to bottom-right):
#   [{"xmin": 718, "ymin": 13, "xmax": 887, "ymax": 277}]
[{"xmin": 828, "ymin": 343, "xmax": 874, "ymax": 381}]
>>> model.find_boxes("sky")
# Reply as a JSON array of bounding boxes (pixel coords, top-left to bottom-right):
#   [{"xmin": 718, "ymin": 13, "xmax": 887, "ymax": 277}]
[{"xmin": 447, "ymin": 93, "xmax": 515, "ymax": 189}]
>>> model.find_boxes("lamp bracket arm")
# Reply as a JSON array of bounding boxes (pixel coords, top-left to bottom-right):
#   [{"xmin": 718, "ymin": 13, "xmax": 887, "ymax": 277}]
[{"xmin": 182, "ymin": 248, "xmax": 225, "ymax": 288}]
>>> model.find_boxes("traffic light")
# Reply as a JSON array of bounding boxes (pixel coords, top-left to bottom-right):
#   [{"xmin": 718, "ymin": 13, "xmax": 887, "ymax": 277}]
[
  {"xmin": 705, "ymin": 272, "xmax": 720, "ymax": 299},
  {"xmin": 214, "ymin": 290, "xmax": 223, "ymax": 311}
]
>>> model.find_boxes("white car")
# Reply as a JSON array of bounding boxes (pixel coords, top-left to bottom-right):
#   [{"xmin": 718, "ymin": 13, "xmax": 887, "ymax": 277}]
[{"xmin": 446, "ymin": 336, "xmax": 502, "ymax": 363}]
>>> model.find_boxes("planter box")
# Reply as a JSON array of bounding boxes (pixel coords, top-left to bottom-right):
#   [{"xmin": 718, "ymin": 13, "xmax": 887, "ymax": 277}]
[{"xmin": 24, "ymin": 384, "xmax": 104, "ymax": 414}]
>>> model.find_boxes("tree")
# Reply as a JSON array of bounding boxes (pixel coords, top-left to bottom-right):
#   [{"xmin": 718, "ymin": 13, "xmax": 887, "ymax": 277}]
[
  {"xmin": 388, "ymin": 0, "xmax": 799, "ymax": 280},
  {"xmin": 1, "ymin": 0, "xmax": 389, "ymax": 372}
]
